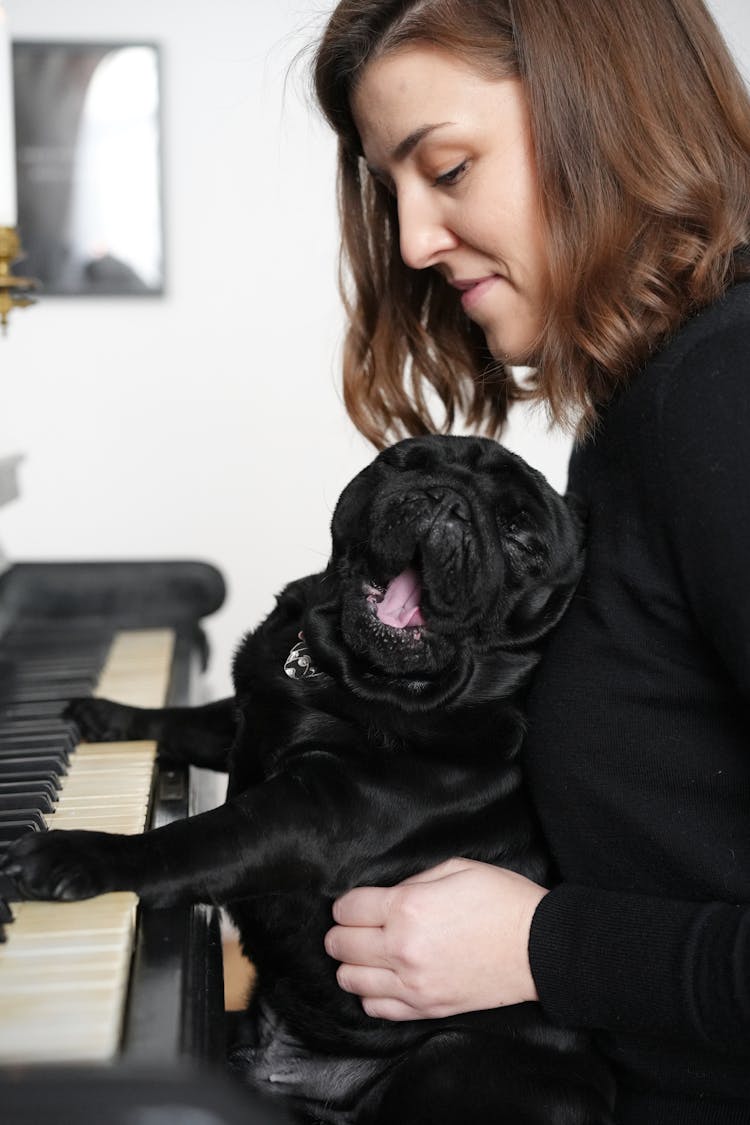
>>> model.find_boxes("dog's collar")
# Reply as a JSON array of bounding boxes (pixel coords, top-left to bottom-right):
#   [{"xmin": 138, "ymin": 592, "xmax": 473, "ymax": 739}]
[{"xmin": 284, "ymin": 632, "xmax": 325, "ymax": 681}]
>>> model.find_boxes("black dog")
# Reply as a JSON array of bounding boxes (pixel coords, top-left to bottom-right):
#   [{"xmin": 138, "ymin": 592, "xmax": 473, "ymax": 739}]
[{"xmin": 1, "ymin": 435, "xmax": 614, "ymax": 1124}]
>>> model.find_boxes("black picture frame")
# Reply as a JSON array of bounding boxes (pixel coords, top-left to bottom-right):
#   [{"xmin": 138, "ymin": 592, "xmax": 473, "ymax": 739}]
[{"xmin": 12, "ymin": 40, "xmax": 165, "ymax": 297}]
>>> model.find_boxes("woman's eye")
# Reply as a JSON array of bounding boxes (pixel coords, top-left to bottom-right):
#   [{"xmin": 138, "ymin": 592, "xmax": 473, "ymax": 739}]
[{"xmin": 433, "ymin": 160, "xmax": 469, "ymax": 188}]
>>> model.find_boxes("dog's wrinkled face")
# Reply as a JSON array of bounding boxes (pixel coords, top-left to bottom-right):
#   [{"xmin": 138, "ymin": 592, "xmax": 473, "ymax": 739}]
[{"xmin": 306, "ymin": 435, "xmax": 583, "ymax": 708}]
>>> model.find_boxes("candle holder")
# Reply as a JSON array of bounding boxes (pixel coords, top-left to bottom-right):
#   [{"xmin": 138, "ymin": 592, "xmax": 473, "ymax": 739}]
[{"xmin": 0, "ymin": 227, "xmax": 37, "ymax": 333}]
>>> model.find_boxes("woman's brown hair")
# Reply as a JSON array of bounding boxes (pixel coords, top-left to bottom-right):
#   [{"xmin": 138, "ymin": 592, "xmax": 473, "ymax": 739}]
[{"xmin": 313, "ymin": 0, "xmax": 750, "ymax": 448}]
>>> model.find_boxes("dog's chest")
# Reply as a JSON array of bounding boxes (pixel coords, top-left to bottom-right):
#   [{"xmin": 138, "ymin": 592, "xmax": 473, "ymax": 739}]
[{"xmin": 228, "ymin": 666, "xmax": 338, "ymax": 780}]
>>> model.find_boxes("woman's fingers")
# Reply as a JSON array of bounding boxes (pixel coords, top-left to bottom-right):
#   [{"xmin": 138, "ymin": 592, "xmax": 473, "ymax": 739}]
[
  {"xmin": 335, "ymin": 964, "xmax": 399, "ymax": 998},
  {"xmin": 335, "ymin": 963, "xmax": 442, "ymax": 1022},
  {"xmin": 326, "ymin": 915, "xmax": 426, "ymax": 1019},
  {"xmin": 332, "ymin": 884, "xmax": 396, "ymax": 926},
  {"xmin": 361, "ymin": 998, "xmax": 422, "ymax": 1022},
  {"xmin": 325, "ymin": 923, "xmax": 389, "ymax": 968},
  {"xmin": 331, "ymin": 863, "xmax": 469, "ymax": 933}
]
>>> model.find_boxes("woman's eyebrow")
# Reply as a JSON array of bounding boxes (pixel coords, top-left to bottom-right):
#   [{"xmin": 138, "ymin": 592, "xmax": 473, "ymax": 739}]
[
  {"xmin": 365, "ymin": 122, "xmax": 454, "ymax": 178},
  {"xmin": 392, "ymin": 121, "xmax": 453, "ymax": 161}
]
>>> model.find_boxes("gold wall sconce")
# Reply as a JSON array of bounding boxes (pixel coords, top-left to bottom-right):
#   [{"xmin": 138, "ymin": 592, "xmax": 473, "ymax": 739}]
[
  {"xmin": 0, "ymin": 226, "xmax": 36, "ymax": 333},
  {"xmin": 1, "ymin": 5, "xmax": 36, "ymax": 334}
]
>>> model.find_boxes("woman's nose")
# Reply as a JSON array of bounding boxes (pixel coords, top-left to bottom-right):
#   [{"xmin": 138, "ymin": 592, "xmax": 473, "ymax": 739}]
[{"xmin": 397, "ymin": 191, "xmax": 459, "ymax": 271}]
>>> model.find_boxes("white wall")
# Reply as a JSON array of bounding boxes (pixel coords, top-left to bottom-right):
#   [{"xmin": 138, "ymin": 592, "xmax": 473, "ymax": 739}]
[
  {"xmin": 709, "ymin": 0, "xmax": 750, "ymax": 71},
  {"xmin": 1, "ymin": 0, "xmax": 748, "ymax": 695}
]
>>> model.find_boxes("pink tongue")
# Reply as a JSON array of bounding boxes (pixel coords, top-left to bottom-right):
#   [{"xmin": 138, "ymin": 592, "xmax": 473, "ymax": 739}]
[{"xmin": 376, "ymin": 567, "xmax": 425, "ymax": 628}]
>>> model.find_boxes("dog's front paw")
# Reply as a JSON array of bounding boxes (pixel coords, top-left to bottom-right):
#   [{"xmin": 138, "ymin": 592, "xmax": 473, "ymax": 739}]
[
  {"xmin": 64, "ymin": 697, "xmax": 140, "ymax": 743},
  {"xmin": 0, "ymin": 830, "xmax": 127, "ymax": 901}
]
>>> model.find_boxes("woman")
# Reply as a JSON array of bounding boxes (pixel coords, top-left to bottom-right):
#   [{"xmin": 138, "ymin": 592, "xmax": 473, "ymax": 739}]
[{"xmin": 313, "ymin": 0, "xmax": 750, "ymax": 1121}]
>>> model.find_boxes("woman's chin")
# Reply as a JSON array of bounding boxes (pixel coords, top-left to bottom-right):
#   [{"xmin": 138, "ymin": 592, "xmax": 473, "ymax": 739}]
[
  {"xmin": 477, "ymin": 302, "xmax": 544, "ymax": 367},
  {"xmin": 485, "ymin": 330, "xmax": 537, "ymax": 367}
]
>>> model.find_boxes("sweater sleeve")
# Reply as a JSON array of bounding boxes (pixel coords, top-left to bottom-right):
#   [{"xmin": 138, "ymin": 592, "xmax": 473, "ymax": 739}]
[
  {"xmin": 529, "ymin": 886, "xmax": 750, "ymax": 1046},
  {"xmin": 529, "ymin": 318, "xmax": 750, "ymax": 1048},
  {"xmin": 655, "ymin": 324, "xmax": 750, "ymax": 698}
]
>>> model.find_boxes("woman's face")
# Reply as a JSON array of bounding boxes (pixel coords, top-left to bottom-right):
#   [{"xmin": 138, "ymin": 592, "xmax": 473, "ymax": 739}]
[{"xmin": 351, "ymin": 46, "xmax": 548, "ymax": 364}]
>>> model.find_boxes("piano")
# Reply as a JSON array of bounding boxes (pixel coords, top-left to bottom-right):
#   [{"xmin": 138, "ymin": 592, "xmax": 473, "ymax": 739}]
[{"xmin": 0, "ymin": 560, "xmax": 289, "ymax": 1124}]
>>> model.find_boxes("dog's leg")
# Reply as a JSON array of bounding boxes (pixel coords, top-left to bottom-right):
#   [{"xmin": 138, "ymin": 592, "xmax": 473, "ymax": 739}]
[
  {"xmin": 64, "ymin": 697, "xmax": 237, "ymax": 771},
  {"xmin": 0, "ymin": 764, "xmax": 349, "ymax": 906}
]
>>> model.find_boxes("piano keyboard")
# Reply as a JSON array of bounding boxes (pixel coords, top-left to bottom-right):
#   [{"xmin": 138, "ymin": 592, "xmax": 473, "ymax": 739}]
[{"xmin": 0, "ymin": 628, "xmax": 174, "ymax": 1063}]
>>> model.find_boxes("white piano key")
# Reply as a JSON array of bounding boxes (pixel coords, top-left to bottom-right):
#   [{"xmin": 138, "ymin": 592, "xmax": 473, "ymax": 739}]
[
  {"xmin": 95, "ymin": 629, "xmax": 174, "ymax": 707},
  {"xmin": 0, "ymin": 1006, "xmax": 126, "ymax": 1062},
  {"xmin": 0, "ymin": 630, "xmax": 175, "ymax": 1064}
]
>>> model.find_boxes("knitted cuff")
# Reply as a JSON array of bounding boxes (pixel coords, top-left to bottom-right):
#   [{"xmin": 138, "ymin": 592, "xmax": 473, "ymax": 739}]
[{"xmin": 527, "ymin": 884, "xmax": 706, "ymax": 1038}]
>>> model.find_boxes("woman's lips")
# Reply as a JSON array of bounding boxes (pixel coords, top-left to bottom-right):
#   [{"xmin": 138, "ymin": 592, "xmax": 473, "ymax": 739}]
[{"xmin": 453, "ymin": 275, "xmax": 501, "ymax": 311}]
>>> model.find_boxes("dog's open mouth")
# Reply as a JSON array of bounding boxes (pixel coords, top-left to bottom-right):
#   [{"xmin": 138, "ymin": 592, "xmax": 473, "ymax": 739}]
[
  {"xmin": 365, "ymin": 566, "xmax": 425, "ymax": 631},
  {"xmin": 339, "ymin": 562, "xmax": 457, "ymax": 682}
]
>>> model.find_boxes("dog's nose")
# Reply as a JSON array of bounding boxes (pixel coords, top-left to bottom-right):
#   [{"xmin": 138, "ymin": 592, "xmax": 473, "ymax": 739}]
[
  {"xmin": 446, "ymin": 497, "xmax": 471, "ymax": 523},
  {"xmin": 424, "ymin": 488, "xmax": 472, "ymax": 523}
]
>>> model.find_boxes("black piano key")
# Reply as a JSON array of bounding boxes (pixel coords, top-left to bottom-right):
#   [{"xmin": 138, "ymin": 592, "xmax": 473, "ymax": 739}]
[
  {"xmin": 0, "ymin": 680, "xmax": 95, "ymax": 705},
  {"xmin": 0, "ymin": 700, "xmax": 70, "ymax": 721},
  {"xmin": 0, "ymin": 779, "xmax": 59, "ymax": 802},
  {"xmin": 0, "ymin": 820, "xmax": 43, "ymax": 844},
  {"xmin": 0, "ymin": 768, "xmax": 62, "ymax": 788},
  {"xmin": 0, "ymin": 755, "xmax": 68, "ymax": 774},
  {"xmin": 0, "ymin": 724, "xmax": 77, "ymax": 751},
  {"xmin": 0, "ymin": 612, "xmax": 121, "ymax": 912},
  {"xmin": 0, "ymin": 751, "xmax": 69, "ymax": 769},
  {"xmin": 0, "ymin": 810, "xmax": 48, "ymax": 831},
  {"xmin": 3, "ymin": 669, "xmax": 96, "ymax": 686},
  {"xmin": 0, "ymin": 660, "xmax": 99, "ymax": 677},
  {"xmin": 0, "ymin": 792, "xmax": 55, "ymax": 814},
  {"xmin": 0, "ymin": 734, "xmax": 74, "ymax": 754},
  {"xmin": 0, "ymin": 746, "xmax": 70, "ymax": 765},
  {"xmin": 2, "ymin": 652, "xmax": 107, "ymax": 671},
  {"xmin": 0, "ymin": 729, "xmax": 71, "ymax": 747},
  {"xmin": 0, "ymin": 717, "xmax": 79, "ymax": 735}
]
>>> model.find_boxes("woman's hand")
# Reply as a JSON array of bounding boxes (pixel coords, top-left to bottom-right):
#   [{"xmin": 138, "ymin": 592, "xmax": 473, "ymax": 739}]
[{"xmin": 324, "ymin": 857, "xmax": 548, "ymax": 1021}]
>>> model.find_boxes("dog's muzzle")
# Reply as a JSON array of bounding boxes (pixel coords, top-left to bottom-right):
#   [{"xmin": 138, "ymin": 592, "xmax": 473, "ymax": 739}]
[
  {"xmin": 366, "ymin": 482, "xmax": 501, "ymax": 635},
  {"xmin": 333, "ymin": 480, "xmax": 505, "ymax": 682}
]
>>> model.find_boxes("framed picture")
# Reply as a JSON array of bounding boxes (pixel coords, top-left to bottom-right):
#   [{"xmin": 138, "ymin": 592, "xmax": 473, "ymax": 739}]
[{"xmin": 12, "ymin": 41, "xmax": 164, "ymax": 296}]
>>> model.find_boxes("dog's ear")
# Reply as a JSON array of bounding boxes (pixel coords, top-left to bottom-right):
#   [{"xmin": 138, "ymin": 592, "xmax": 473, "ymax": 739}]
[
  {"xmin": 505, "ymin": 573, "xmax": 579, "ymax": 647},
  {"xmin": 503, "ymin": 496, "xmax": 585, "ymax": 647},
  {"xmin": 563, "ymin": 490, "xmax": 587, "ymax": 536}
]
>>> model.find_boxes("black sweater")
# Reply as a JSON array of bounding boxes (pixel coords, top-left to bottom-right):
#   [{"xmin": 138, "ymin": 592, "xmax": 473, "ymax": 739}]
[{"xmin": 524, "ymin": 282, "xmax": 750, "ymax": 1124}]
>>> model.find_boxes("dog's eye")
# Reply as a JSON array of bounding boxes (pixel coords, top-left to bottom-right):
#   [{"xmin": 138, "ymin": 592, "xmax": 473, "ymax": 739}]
[
  {"xmin": 501, "ymin": 510, "xmax": 545, "ymax": 565},
  {"xmin": 504, "ymin": 510, "xmax": 528, "ymax": 537}
]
